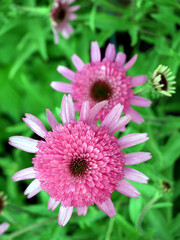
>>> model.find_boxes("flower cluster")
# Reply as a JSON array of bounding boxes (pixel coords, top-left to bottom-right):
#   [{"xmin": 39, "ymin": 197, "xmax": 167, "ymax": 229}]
[
  {"xmin": 51, "ymin": 41, "xmax": 151, "ymax": 124},
  {"xmin": 10, "ymin": 95, "xmax": 151, "ymax": 226}
]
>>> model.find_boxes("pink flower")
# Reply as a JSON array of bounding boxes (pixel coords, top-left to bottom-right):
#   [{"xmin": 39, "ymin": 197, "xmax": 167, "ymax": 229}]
[
  {"xmin": 51, "ymin": 41, "xmax": 151, "ymax": 123},
  {"xmin": 10, "ymin": 94, "xmax": 151, "ymax": 226},
  {"xmin": 0, "ymin": 222, "xmax": 9, "ymax": 236},
  {"xmin": 51, "ymin": 0, "xmax": 79, "ymax": 44}
]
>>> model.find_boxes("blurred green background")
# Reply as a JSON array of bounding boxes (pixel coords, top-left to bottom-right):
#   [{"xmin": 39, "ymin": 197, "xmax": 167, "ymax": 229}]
[{"xmin": 0, "ymin": 0, "xmax": 180, "ymax": 239}]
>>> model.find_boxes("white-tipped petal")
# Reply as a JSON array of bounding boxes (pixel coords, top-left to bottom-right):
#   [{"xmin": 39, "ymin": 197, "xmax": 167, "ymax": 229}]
[
  {"xmin": 109, "ymin": 114, "xmax": 131, "ymax": 135},
  {"xmin": 71, "ymin": 54, "xmax": 84, "ymax": 71},
  {"xmin": 76, "ymin": 206, "xmax": 88, "ymax": 216},
  {"xmin": 23, "ymin": 114, "xmax": 47, "ymax": 138},
  {"xmin": 58, "ymin": 206, "xmax": 73, "ymax": 227},
  {"xmin": 87, "ymin": 100, "xmax": 108, "ymax": 124},
  {"xmin": 116, "ymin": 180, "xmax": 140, "ymax": 198},
  {"xmin": 124, "ymin": 168, "xmax": 149, "ymax": 183},
  {"xmin": 118, "ymin": 133, "xmax": 149, "ymax": 149},
  {"xmin": 97, "ymin": 198, "xmax": 116, "ymax": 218},
  {"xmin": 46, "ymin": 109, "xmax": 58, "ymax": 129},
  {"xmin": 12, "ymin": 167, "xmax": 35, "ymax": 182},
  {"xmin": 24, "ymin": 179, "xmax": 41, "ymax": 196},
  {"xmin": 91, "ymin": 41, "xmax": 101, "ymax": 62},
  {"xmin": 50, "ymin": 82, "xmax": 73, "ymax": 93},
  {"xmin": 125, "ymin": 152, "xmax": 152, "ymax": 165},
  {"xmin": 80, "ymin": 101, "xmax": 90, "ymax": 121},
  {"xmin": 57, "ymin": 65, "xmax": 75, "ymax": 81},
  {"xmin": 0, "ymin": 222, "xmax": 10, "ymax": 235},
  {"xmin": 9, "ymin": 136, "xmax": 38, "ymax": 153}
]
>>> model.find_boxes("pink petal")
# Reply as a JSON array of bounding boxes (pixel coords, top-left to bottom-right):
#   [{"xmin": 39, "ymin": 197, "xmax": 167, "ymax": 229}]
[
  {"xmin": 12, "ymin": 167, "xmax": 35, "ymax": 182},
  {"xmin": 105, "ymin": 43, "xmax": 116, "ymax": 61},
  {"xmin": 124, "ymin": 168, "xmax": 149, "ymax": 183},
  {"xmin": 61, "ymin": 24, "xmax": 74, "ymax": 39},
  {"xmin": 124, "ymin": 152, "xmax": 152, "ymax": 165},
  {"xmin": 71, "ymin": 54, "xmax": 85, "ymax": 71},
  {"xmin": 118, "ymin": 133, "xmax": 149, "ymax": 149},
  {"xmin": 70, "ymin": 5, "xmax": 80, "ymax": 12},
  {"xmin": 60, "ymin": 94, "xmax": 75, "ymax": 123},
  {"xmin": 68, "ymin": 13, "xmax": 77, "ymax": 20},
  {"xmin": 91, "ymin": 41, "xmax": 101, "ymax": 62},
  {"xmin": 96, "ymin": 198, "xmax": 116, "ymax": 218},
  {"xmin": 9, "ymin": 136, "xmax": 38, "ymax": 153},
  {"xmin": 109, "ymin": 114, "xmax": 131, "ymax": 135},
  {"xmin": 76, "ymin": 206, "xmax": 88, "ymax": 216},
  {"xmin": 87, "ymin": 100, "xmax": 108, "ymax": 124},
  {"xmin": 50, "ymin": 82, "xmax": 73, "ymax": 93},
  {"xmin": 0, "ymin": 222, "xmax": 10, "ymax": 235},
  {"xmin": 24, "ymin": 179, "xmax": 42, "ymax": 198},
  {"xmin": 80, "ymin": 101, "xmax": 90, "ymax": 121},
  {"xmin": 48, "ymin": 197, "xmax": 60, "ymax": 211},
  {"xmin": 101, "ymin": 103, "xmax": 124, "ymax": 129},
  {"xmin": 46, "ymin": 109, "xmax": 58, "ymax": 129},
  {"xmin": 57, "ymin": 65, "xmax": 75, "ymax": 81},
  {"xmin": 130, "ymin": 96, "xmax": 152, "ymax": 107},
  {"xmin": 23, "ymin": 114, "xmax": 47, "ymax": 138},
  {"xmin": 116, "ymin": 180, "xmax": 140, "ymax": 198},
  {"xmin": 58, "ymin": 206, "xmax": 73, "ymax": 226},
  {"xmin": 124, "ymin": 54, "xmax": 138, "ymax": 71},
  {"xmin": 115, "ymin": 52, "xmax": 126, "ymax": 66},
  {"xmin": 131, "ymin": 75, "xmax": 147, "ymax": 87},
  {"xmin": 67, "ymin": 0, "xmax": 75, "ymax": 4},
  {"xmin": 125, "ymin": 107, "xmax": 144, "ymax": 124}
]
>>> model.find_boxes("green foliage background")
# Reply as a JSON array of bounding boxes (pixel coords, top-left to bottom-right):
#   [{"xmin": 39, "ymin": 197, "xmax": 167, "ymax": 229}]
[{"xmin": 0, "ymin": 0, "xmax": 180, "ymax": 239}]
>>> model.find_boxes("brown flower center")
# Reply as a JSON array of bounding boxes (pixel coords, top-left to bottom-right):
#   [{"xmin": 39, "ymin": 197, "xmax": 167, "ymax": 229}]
[
  {"xmin": 162, "ymin": 181, "xmax": 171, "ymax": 190},
  {"xmin": 55, "ymin": 7, "xmax": 66, "ymax": 22},
  {"xmin": 158, "ymin": 73, "xmax": 168, "ymax": 91},
  {"xmin": 70, "ymin": 157, "xmax": 88, "ymax": 177},
  {"xmin": 0, "ymin": 197, "xmax": 4, "ymax": 213},
  {"xmin": 90, "ymin": 81, "xmax": 112, "ymax": 102}
]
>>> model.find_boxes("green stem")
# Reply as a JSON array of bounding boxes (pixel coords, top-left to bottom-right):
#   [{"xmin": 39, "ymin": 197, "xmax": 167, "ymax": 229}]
[
  {"xmin": 136, "ymin": 193, "xmax": 161, "ymax": 235},
  {"xmin": 6, "ymin": 217, "xmax": 57, "ymax": 239}
]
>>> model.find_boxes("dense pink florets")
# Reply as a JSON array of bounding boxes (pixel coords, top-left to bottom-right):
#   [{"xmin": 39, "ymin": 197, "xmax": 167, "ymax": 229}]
[{"xmin": 33, "ymin": 120, "xmax": 124, "ymax": 207}]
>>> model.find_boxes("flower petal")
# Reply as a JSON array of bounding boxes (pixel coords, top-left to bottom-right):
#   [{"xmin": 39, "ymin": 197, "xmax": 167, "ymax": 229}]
[
  {"xmin": 105, "ymin": 43, "xmax": 116, "ymax": 61},
  {"xmin": 48, "ymin": 197, "xmax": 60, "ymax": 211},
  {"xmin": 115, "ymin": 52, "xmax": 126, "ymax": 66},
  {"xmin": 124, "ymin": 54, "xmax": 137, "ymax": 71},
  {"xmin": 24, "ymin": 179, "xmax": 41, "ymax": 196},
  {"xmin": 101, "ymin": 103, "xmax": 124, "ymax": 128},
  {"xmin": 118, "ymin": 133, "xmax": 149, "ymax": 149},
  {"xmin": 131, "ymin": 75, "xmax": 147, "ymax": 87},
  {"xmin": 68, "ymin": 13, "xmax": 77, "ymax": 20},
  {"xmin": 125, "ymin": 107, "xmax": 144, "ymax": 124},
  {"xmin": 130, "ymin": 96, "xmax": 152, "ymax": 107},
  {"xmin": 46, "ymin": 109, "xmax": 58, "ymax": 129},
  {"xmin": 23, "ymin": 114, "xmax": 47, "ymax": 138},
  {"xmin": 60, "ymin": 94, "xmax": 75, "ymax": 124},
  {"xmin": 58, "ymin": 206, "xmax": 73, "ymax": 226},
  {"xmin": 57, "ymin": 65, "xmax": 75, "ymax": 81},
  {"xmin": 96, "ymin": 198, "xmax": 116, "ymax": 218},
  {"xmin": 9, "ymin": 136, "xmax": 38, "ymax": 153},
  {"xmin": 80, "ymin": 101, "xmax": 90, "ymax": 121},
  {"xmin": 70, "ymin": 5, "xmax": 80, "ymax": 12},
  {"xmin": 50, "ymin": 82, "xmax": 73, "ymax": 93},
  {"xmin": 109, "ymin": 114, "xmax": 131, "ymax": 135},
  {"xmin": 124, "ymin": 168, "xmax": 149, "ymax": 183},
  {"xmin": 116, "ymin": 180, "xmax": 140, "ymax": 198},
  {"xmin": 87, "ymin": 100, "xmax": 108, "ymax": 124},
  {"xmin": 0, "ymin": 222, "xmax": 10, "ymax": 235},
  {"xmin": 124, "ymin": 152, "xmax": 152, "ymax": 165},
  {"xmin": 71, "ymin": 54, "xmax": 85, "ymax": 71},
  {"xmin": 91, "ymin": 41, "xmax": 101, "ymax": 62},
  {"xmin": 12, "ymin": 167, "xmax": 36, "ymax": 182},
  {"xmin": 76, "ymin": 206, "xmax": 88, "ymax": 216}
]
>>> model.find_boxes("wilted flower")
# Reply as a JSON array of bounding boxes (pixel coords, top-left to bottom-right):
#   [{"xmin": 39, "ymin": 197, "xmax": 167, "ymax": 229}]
[
  {"xmin": 51, "ymin": 0, "xmax": 79, "ymax": 44},
  {"xmin": 151, "ymin": 65, "xmax": 176, "ymax": 97},
  {"xmin": 10, "ymin": 95, "xmax": 151, "ymax": 226},
  {"xmin": 0, "ymin": 222, "xmax": 9, "ymax": 236},
  {"xmin": 51, "ymin": 41, "xmax": 151, "ymax": 124}
]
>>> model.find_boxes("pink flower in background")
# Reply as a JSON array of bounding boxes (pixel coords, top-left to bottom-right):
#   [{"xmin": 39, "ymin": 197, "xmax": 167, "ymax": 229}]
[
  {"xmin": 0, "ymin": 222, "xmax": 9, "ymax": 236},
  {"xmin": 51, "ymin": 0, "xmax": 79, "ymax": 44},
  {"xmin": 10, "ymin": 94, "xmax": 151, "ymax": 226},
  {"xmin": 51, "ymin": 41, "xmax": 151, "ymax": 123}
]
